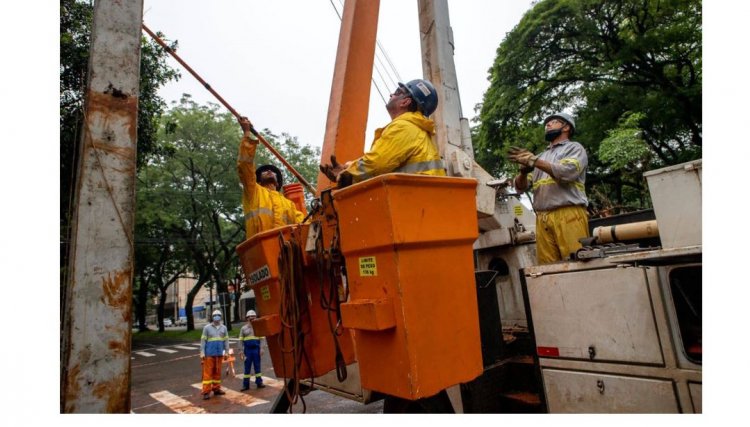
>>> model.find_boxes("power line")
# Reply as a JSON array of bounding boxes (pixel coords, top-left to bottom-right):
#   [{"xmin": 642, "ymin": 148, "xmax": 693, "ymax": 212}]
[{"xmin": 328, "ymin": 0, "xmax": 404, "ymax": 105}]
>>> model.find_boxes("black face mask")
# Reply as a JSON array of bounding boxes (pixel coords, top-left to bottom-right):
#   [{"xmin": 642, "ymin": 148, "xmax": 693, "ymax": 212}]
[{"xmin": 545, "ymin": 128, "xmax": 562, "ymax": 142}]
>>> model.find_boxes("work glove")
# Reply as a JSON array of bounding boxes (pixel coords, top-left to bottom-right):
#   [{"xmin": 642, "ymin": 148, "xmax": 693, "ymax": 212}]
[
  {"xmin": 508, "ymin": 146, "xmax": 538, "ymax": 169},
  {"xmin": 319, "ymin": 155, "xmax": 346, "ymax": 182}
]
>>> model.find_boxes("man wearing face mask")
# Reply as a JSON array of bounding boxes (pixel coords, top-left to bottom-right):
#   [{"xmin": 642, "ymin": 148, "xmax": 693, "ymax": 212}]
[
  {"xmin": 237, "ymin": 117, "xmax": 304, "ymax": 238},
  {"xmin": 508, "ymin": 112, "xmax": 589, "ymax": 264},
  {"xmin": 199, "ymin": 309, "xmax": 230, "ymax": 400}
]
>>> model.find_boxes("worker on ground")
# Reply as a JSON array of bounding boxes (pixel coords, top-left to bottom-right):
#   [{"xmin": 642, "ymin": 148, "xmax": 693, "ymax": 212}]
[
  {"xmin": 238, "ymin": 310, "xmax": 265, "ymax": 391},
  {"xmin": 237, "ymin": 117, "xmax": 304, "ymax": 238},
  {"xmin": 509, "ymin": 112, "xmax": 589, "ymax": 264},
  {"xmin": 319, "ymin": 79, "xmax": 446, "ymax": 187},
  {"xmin": 200, "ymin": 309, "xmax": 230, "ymax": 400}
]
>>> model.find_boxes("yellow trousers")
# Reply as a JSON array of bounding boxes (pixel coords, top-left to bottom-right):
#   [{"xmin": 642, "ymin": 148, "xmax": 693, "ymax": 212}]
[{"xmin": 535, "ymin": 205, "xmax": 589, "ymax": 264}]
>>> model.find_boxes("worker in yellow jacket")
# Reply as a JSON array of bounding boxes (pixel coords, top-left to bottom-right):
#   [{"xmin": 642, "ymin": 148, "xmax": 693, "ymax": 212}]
[
  {"xmin": 237, "ymin": 117, "xmax": 304, "ymax": 238},
  {"xmin": 320, "ymin": 79, "xmax": 446, "ymax": 187}
]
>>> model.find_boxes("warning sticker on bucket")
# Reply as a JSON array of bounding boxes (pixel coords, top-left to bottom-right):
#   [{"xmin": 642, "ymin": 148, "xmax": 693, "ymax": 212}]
[
  {"xmin": 249, "ymin": 265, "xmax": 271, "ymax": 286},
  {"xmin": 260, "ymin": 285, "xmax": 271, "ymax": 301},
  {"xmin": 359, "ymin": 257, "xmax": 377, "ymax": 276}
]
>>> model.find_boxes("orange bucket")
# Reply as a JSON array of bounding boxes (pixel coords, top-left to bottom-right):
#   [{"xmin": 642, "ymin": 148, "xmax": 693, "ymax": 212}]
[
  {"xmin": 332, "ymin": 173, "xmax": 483, "ymax": 400},
  {"xmin": 283, "ymin": 183, "xmax": 308, "ymax": 217},
  {"xmin": 236, "ymin": 224, "xmax": 355, "ymax": 379}
]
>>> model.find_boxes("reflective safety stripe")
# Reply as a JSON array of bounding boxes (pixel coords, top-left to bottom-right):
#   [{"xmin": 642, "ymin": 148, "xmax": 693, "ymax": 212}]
[
  {"xmin": 394, "ymin": 159, "xmax": 446, "ymax": 174},
  {"xmin": 202, "ymin": 380, "xmax": 212, "ymax": 384},
  {"xmin": 533, "ymin": 177, "xmax": 585, "ymax": 191},
  {"xmin": 560, "ymin": 157, "xmax": 581, "ymax": 173},
  {"xmin": 212, "ymin": 380, "xmax": 222, "ymax": 384},
  {"xmin": 254, "ymin": 373, "xmax": 262, "ymax": 378},
  {"xmin": 207, "ymin": 337, "xmax": 227, "ymax": 342},
  {"xmin": 243, "ymin": 374, "xmax": 253, "ymax": 378},
  {"xmin": 244, "ymin": 208, "xmax": 273, "ymax": 221},
  {"xmin": 356, "ymin": 159, "xmax": 374, "ymax": 180},
  {"xmin": 241, "ymin": 336, "xmax": 261, "ymax": 340}
]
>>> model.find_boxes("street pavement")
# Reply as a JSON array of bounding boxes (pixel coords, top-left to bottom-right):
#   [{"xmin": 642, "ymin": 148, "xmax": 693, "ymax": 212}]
[{"xmin": 131, "ymin": 327, "xmax": 384, "ymax": 414}]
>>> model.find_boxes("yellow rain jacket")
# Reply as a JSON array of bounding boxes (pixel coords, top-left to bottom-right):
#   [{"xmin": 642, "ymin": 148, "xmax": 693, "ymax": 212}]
[
  {"xmin": 237, "ymin": 135, "xmax": 304, "ymax": 238},
  {"xmin": 343, "ymin": 111, "xmax": 446, "ymax": 183}
]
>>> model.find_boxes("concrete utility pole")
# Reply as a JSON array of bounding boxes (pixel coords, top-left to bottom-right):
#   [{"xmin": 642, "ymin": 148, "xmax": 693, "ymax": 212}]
[
  {"xmin": 61, "ymin": 0, "xmax": 143, "ymax": 413},
  {"xmin": 418, "ymin": 0, "xmax": 497, "ymax": 220}
]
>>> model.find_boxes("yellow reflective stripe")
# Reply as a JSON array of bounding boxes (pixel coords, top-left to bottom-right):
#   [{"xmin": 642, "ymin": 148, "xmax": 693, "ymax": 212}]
[
  {"xmin": 254, "ymin": 373, "xmax": 262, "ymax": 378},
  {"xmin": 206, "ymin": 337, "xmax": 226, "ymax": 342},
  {"xmin": 202, "ymin": 380, "xmax": 212, "ymax": 384},
  {"xmin": 532, "ymin": 178, "xmax": 585, "ymax": 192},
  {"xmin": 532, "ymin": 178, "xmax": 557, "ymax": 191},
  {"xmin": 394, "ymin": 159, "xmax": 446, "ymax": 174},
  {"xmin": 212, "ymin": 380, "xmax": 222, "ymax": 384},
  {"xmin": 560, "ymin": 157, "xmax": 581, "ymax": 173},
  {"xmin": 243, "ymin": 374, "xmax": 253, "ymax": 378},
  {"xmin": 241, "ymin": 336, "xmax": 261, "ymax": 340},
  {"xmin": 244, "ymin": 208, "xmax": 273, "ymax": 221},
  {"xmin": 201, "ymin": 335, "xmax": 207, "ymax": 339}
]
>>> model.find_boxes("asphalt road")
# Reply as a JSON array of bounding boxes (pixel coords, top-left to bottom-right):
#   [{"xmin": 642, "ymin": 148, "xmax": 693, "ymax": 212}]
[{"xmin": 130, "ymin": 327, "xmax": 384, "ymax": 414}]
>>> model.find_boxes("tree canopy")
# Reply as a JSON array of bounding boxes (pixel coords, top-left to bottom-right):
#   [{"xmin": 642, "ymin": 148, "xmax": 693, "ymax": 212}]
[
  {"xmin": 475, "ymin": 0, "xmax": 701, "ymax": 215},
  {"xmin": 60, "ymin": 0, "xmax": 180, "ymax": 278}
]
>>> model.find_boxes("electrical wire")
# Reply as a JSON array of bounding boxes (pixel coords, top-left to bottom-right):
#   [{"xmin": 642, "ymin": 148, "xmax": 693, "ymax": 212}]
[
  {"xmin": 313, "ymin": 192, "xmax": 348, "ymax": 382},
  {"xmin": 276, "ymin": 229, "xmax": 314, "ymax": 413},
  {"xmin": 328, "ymin": 0, "xmax": 404, "ymax": 105}
]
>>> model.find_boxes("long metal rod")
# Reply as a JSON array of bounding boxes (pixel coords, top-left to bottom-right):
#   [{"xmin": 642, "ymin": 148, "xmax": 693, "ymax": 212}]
[{"xmin": 141, "ymin": 23, "xmax": 315, "ymax": 194}]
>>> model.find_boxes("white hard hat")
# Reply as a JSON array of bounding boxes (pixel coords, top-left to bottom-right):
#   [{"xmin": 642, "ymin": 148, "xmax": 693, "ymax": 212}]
[
  {"xmin": 246, "ymin": 310, "xmax": 257, "ymax": 318},
  {"xmin": 212, "ymin": 309, "xmax": 222, "ymax": 317},
  {"xmin": 544, "ymin": 112, "xmax": 576, "ymax": 135}
]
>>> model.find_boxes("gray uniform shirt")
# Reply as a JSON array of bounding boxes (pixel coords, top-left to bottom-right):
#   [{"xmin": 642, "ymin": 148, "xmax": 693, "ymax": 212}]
[{"xmin": 529, "ymin": 139, "xmax": 588, "ymax": 211}]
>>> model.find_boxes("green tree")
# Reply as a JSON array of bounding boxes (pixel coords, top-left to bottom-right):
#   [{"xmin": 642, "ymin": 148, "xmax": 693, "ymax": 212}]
[
  {"xmin": 61, "ymin": 0, "xmax": 180, "ymax": 295},
  {"xmin": 476, "ymin": 0, "xmax": 701, "ymax": 214}
]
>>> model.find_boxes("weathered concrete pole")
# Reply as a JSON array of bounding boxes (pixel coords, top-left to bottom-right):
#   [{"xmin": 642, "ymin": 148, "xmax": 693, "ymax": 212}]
[{"xmin": 61, "ymin": 0, "xmax": 143, "ymax": 413}]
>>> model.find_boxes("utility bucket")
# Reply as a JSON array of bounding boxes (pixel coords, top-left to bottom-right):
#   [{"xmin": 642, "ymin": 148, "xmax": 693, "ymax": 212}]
[
  {"xmin": 333, "ymin": 173, "xmax": 483, "ymax": 400},
  {"xmin": 237, "ymin": 224, "xmax": 355, "ymax": 379}
]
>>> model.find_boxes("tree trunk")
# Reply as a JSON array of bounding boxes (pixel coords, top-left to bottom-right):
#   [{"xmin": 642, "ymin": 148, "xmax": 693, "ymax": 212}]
[
  {"xmin": 185, "ymin": 277, "xmax": 207, "ymax": 331},
  {"xmin": 134, "ymin": 273, "xmax": 150, "ymax": 332},
  {"xmin": 157, "ymin": 291, "xmax": 167, "ymax": 332}
]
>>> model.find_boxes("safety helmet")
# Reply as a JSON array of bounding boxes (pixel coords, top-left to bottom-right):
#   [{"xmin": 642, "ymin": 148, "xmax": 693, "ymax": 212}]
[
  {"xmin": 544, "ymin": 112, "xmax": 576, "ymax": 135},
  {"xmin": 256, "ymin": 164, "xmax": 283, "ymax": 191},
  {"xmin": 246, "ymin": 310, "xmax": 257, "ymax": 318},
  {"xmin": 398, "ymin": 79, "xmax": 439, "ymax": 117},
  {"xmin": 212, "ymin": 309, "xmax": 222, "ymax": 317}
]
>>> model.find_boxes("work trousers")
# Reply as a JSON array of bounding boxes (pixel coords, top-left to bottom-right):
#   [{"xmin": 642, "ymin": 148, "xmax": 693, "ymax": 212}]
[
  {"xmin": 201, "ymin": 356, "xmax": 223, "ymax": 394},
  {"xmin": 243, "ymin": 351, "xmax": 263, "ymax": 388},
  {"xmin": 535, "ymin": 205, "xmax": 589, "ymax": 264}
]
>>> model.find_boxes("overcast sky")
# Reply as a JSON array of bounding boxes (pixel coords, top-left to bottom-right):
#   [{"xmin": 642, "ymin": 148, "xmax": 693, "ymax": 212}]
[{"xmin": 142, "ymin": 0, "xmax": 534, "ymax": 151}]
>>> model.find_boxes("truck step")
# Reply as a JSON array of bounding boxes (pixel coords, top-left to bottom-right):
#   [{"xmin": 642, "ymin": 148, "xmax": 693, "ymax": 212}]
[{"xmin": 500, "ymin": 391, "xmax": 541, "ymax": 406}]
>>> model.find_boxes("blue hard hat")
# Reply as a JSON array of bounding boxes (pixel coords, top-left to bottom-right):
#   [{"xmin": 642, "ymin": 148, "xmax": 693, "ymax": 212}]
[{"xmin": 399, "ymin": 79, "xmax": 439, "ymax": 117}]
